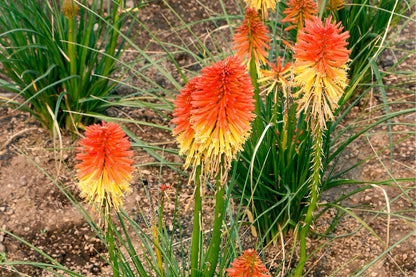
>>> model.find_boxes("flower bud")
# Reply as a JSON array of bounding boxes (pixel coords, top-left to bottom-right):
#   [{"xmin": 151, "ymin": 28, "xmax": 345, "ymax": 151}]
[{"xmin": 62, "ymin": 0, "xmax": 79, "ymax": 18}]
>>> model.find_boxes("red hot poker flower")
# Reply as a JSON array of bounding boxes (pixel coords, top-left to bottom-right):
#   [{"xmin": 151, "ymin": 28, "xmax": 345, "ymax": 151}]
[
  {"xmin": 259, "ymin": 57, "xmax": 292, "ymax": 97},
  {"xmin": 281, "ymin": 0, "xmax": 318, "ymax": 31},
  {"xmin": 293, "ymin": 16, "xmax": 350, "ymax": 131},
  {"xmin": 318, "ymin": 0, "xmax": 345, "ymax": 11},
  {"xmin": 75, "ymin": 121, "xmax": 134, "ymax": 210},
  {"xmin": 244, "ymin": 0, "xmax": 280, "ymax": 19},
  {"xmin": 226, "ymin": 249, "xmax": 271, "ymax": 277},
  {"xmin": 233, "ymin": 8, "xmax": 271, "ymax": 70},
  {"xmin": 191, "ymin": 56, "xmax": 255, "ymax": 175}
]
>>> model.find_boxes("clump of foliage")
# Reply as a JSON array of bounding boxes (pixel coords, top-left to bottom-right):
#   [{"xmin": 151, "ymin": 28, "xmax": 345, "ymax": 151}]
[{"xmin": 0, "ymin": 0, "xmax": 134, "ymax": 134}]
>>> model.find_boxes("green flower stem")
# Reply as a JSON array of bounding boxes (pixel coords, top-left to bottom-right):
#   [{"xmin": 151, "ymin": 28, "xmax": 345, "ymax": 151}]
[
  {"xmin": 205, "ymin": 172, "xmax": 226, "ymax": 277},
  {"xmin": 191, "ymin": 165, "xmax": 202, "ymax": 277},
  {"xmin": 107, "ymin": 213, "xmax": 120, "ymax": 277},
  {"xmin": 102, "ymin": 0, "xmax": 121, "ymax": 75},
  {"xmin": 281, "ymin": 110, "xmax": 289, "ymax": 151},
  {"xmin": 294, "ymin": 128, "xmax": 322, "ymax": 277},
  {"xmin": 67, "ymin": 8, "xmax": 77, "ymax": 99},
  {"xmin": 154, "ymin": 193, "xmax": 164, "ymax": 277},
  {"xmin": 248, "ymin": 56, "xmax": 264, "ymax": 137},
  {"xmin": 65, "ymin": 3, "xmax": 79, "ymax": 132}
]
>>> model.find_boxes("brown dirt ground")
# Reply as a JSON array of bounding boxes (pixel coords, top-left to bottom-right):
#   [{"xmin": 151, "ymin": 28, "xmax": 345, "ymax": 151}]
[{"xmin": 0, "ymin": 1, "xmax": 415, "ymax": 276}]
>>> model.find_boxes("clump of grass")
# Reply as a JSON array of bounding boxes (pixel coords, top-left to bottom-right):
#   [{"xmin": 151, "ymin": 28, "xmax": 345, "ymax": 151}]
[{"xmin": 0, "ymin": 0, "xmax": 136, "ymax": 134}]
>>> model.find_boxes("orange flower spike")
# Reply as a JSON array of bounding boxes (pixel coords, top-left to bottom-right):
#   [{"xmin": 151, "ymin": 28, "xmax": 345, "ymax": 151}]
[
  {"xmin": 191, "ymin": 56, "xmax": 255, "ymax": 173},
  {"xmin": 293, "ymin": 16, "xmax": 350, "ymax": 131},
  {"xmin": 226, "ymin": 249, "xmax": 271, "ymax": 277},
  {"xmin": 318, "ymin": 0, "xmax": 345, "ymax": 11},
  {"xmin": 233, "ymin": 8, "xmax": 271, "ymax": 69},
  {"xmin": 244, "ymin": 0, "xmax": 280, "ymax": 19},
  {"xmin": 281, "ymin": 0, "xmax": 318, "ymax": 31},
  {"xmin": 259, "ymin": 57, "xmax": 292, "ymax": 96},
  {"xmin": 75, "ymin": 122, "xmax": 134, "ymax": 210},
  {"xmin": 329, "ymin": 0, "xmax": 345, "ymax": 10}
]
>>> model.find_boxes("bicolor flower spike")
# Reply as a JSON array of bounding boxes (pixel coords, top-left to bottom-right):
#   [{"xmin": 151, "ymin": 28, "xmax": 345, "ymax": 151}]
[
  {"xmin": 75, "ymin": 121, "xmax": 134, "ymax": 210},
  {"xmin": 172, "ymin": 56, "xmax": 255, "ymax": 177},
  {"xmin": 192, "ymin": 56, "xmax": 256, "ymax": 174},
  {"xmin": 226, "ymin": 249, "xmax": 271, "ymax": 277},
  {"xmin": 233, "ymin": 8, "xmax": 271, "ymax": 70},
  {"xmin": 259, "ymin": 57, "xmax": 292, "ymax": 97},
  {"xmin": 281, "ymin": 0, "xmax": 318, "ymax": 31},
  {"xmin": 293, "ymin": 16, "xmax": 350, "ymax": 132},
  {"xmin": 244, "ymin": 0, "xmax": 280, "ymax": 19}
]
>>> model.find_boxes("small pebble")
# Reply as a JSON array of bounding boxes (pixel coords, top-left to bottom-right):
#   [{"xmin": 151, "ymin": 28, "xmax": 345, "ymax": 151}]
[{"xmin": 19, "ymin": 176, "xmax": 27, "ymax": 187}]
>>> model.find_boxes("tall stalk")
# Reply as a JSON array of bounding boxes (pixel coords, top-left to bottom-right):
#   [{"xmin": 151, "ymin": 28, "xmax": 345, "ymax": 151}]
[
  {"xmin": 152, "ymin": 192, "xmax": 164, "ymax": 277},
  {"xmin": 191, "ymin": 166, "xmax": 202, "ymax": 277},
  {"xmin": 294, "ymin": 127, "xmax": 322, "ymax": 276},
  {"xmin": 204, "ymin": 171, "xmax": 226, "ymax": 276},
  {"xmin": 102, "ymin": 0, "xmax": 122, "ymax": 76},
  {"xmin": 249, "ymin": 56, "xmax": 264, "ymax": 137},
  {"xmin": 104, "ymin": 201, "xmax": 120, "ymax": 277},
  {"xmin": 64, "ymin": 0, "xmax": 80, "ymax": 131}
]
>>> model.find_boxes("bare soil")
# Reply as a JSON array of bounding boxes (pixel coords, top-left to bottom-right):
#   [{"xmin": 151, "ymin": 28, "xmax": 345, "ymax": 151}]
[{"xmin": 0, "ymin": 1, "xmax": 415, "ymax": 276}]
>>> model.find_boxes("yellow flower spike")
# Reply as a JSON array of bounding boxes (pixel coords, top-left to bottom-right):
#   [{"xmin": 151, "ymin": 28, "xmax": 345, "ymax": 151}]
[{"xmin": 244, "ymin": 0, "xmax": 280, "ymax": 19}]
